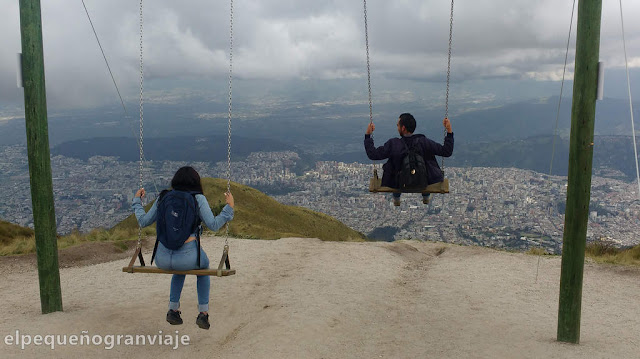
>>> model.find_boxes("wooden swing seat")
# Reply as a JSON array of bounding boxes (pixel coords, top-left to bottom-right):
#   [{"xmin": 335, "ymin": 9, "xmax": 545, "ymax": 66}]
[
  {"xmin": 123, "ymin": 266, "xmax": 236, "ymax": 276},
  {"xmin": 122, "ymin": 245, "xmax": 236, "ymax": 277},
  {"xmin": 369, "ymin": 170, "xmax": 449, "ymax": 194}
]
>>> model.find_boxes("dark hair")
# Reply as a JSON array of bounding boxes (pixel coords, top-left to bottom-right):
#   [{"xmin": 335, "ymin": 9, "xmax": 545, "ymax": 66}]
[
  {"xmin": 399, "ymin": 113, "xmax": 416, "ymax": 133},
  {"xmin": 171, "ymin": 166, "xmax": 203, "ymax": 193}
]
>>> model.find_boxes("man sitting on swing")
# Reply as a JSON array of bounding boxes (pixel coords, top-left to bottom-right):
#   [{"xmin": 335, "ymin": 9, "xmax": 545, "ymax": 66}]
[{"xmin": 364, "ymin": 113, "xmax": 454, "ymax": 206}]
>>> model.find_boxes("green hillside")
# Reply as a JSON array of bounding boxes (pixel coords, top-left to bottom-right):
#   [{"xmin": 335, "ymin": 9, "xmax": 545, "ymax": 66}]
[
  {"xmin": 115, "ymin": 177, "xmax": 366, "ymax": 242},
  {"xmin": 0, "ymin": 179, "xmax": 364, "ymax": 256},
  {"xmin": 0, "ymin": 220, "xmax": 34, "ymax": 245}
]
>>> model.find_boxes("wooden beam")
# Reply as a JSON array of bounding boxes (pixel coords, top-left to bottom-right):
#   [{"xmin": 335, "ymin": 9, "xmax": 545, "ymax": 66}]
[
  {"xmin": 19, "ymin": 0, "xmax": 62, "ymax": 314},
  {"xmin": 557, "ymin": 0, "xmax": 603, "ymax": 344}
]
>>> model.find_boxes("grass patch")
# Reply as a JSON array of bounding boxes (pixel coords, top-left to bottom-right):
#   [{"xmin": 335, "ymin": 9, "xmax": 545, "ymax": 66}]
[
  {"xmin": 526, "ymin": 247, "xmax": 552, "ymax": 256},
  {"xmin": 526, "ymin": 242, "xmax": 640, "ymax": 266},
  {"xmin": 0, "ymin": 227, "xmax": 149, "ymax": 256},
  {"xmin": 0, "ymin": 236, "xmax": 36, "ymax": 256},
  {"xmin": 585, "ymin": 241, "xmax": 640, "ymax": 266},
  {"xmin": 0, "ymin": 220, "xmax": 34, "ymax": 246}
]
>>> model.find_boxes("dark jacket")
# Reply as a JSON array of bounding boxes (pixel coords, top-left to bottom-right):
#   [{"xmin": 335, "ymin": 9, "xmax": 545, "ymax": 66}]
[{"xmin": 364, "ymin": 132, "xmax": 454, "ymax": 188}]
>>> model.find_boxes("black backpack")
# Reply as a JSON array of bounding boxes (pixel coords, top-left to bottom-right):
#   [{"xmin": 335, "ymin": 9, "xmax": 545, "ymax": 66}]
[
  {"xmin": 151, "ymin": 190, "xmax": 203, "ymax": 266},
  {"xmin": 397, "ymin": 138, "xmax": 429, "ymax": 190}
]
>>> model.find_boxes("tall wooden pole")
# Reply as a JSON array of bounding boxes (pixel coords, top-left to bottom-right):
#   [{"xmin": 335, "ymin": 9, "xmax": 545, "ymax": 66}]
[
  {"xmin": 19, "ymin": 0, "xmax": 63, "ymax": 313},
  {"xmin": 557, "ymin": 0, "xmax": 602, "ymax": 344}
]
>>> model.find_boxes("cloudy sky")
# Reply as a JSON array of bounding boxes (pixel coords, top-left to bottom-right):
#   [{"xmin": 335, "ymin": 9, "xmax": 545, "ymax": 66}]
[{"xmin": 2, "ymin": 0, "xmax": 639, "ymax": 110}]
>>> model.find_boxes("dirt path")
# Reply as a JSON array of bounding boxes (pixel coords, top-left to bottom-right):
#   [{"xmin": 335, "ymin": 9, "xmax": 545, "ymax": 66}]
[{"xmin": 1, "ymin": 237, "xmax": 639, "ymax": 358}]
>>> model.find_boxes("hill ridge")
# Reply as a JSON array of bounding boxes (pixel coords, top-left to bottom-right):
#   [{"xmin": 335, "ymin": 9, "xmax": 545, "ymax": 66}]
[{"xmin": 115, "ymin": 177, "xmax": 366, "ymax": 242}]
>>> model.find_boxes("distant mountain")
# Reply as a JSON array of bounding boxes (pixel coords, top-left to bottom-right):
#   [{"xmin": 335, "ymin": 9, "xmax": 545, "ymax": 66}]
[
  {"xmin": 4, "ymin": 95, "xmax": 637, "ymax": 150},
  {"xmin": 50, "ymin": 131, "xmax": 640, "ymax": 180},
  {"xmin": 51, "ymin": 135, "xmax": 295, "ymax": 162},
  {"xmin": 452, "ymin": 96, "xmax": 639, "ymax": 143},
  {"xmin": 451, "ymin": 135, "xmax": 640, "ymax": 178},
  {"xmin": 115, "ymin": 178, "xmax": 366, "ymax": 242},
  {"xmin": 20, "ymin": 95, "xmax": 640, "ymax": 181}
]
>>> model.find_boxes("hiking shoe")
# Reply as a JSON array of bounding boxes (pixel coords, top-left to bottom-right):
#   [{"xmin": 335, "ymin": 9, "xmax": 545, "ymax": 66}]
[
  {"xmin": 166, "ymin": 310, "xmax": 183, "ymax": 325},
  {"xmin": 393, "ymin": 198, "xmax": 401, "ymax": 206},
  {"xmin": 196, "ymin": 312, "xmax": 210, "ymax": 330},
  {"xmin": 422, "ymin": 194, "xmax": 431, "ymax": 205}
]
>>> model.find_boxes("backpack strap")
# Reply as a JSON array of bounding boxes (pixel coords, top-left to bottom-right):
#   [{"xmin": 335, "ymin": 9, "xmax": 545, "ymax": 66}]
[
  {"xmin": 150, "ymin": 189, "xmax": 171, "ymax": 265},
  {"xmin": 403, "ymin": 137, "xmax": 409, "ymax": 149},
  {"xmin": 399, "ymin": 137, "xmax": 416, "ymax": 161},
  {"xmin": 191, "ymin": 192, "xmax": 203, "ymax": 268},
  {"xmin": 150, "ymin": 238, "xmax": 159, "ymax": 265},
  {"xmin": 401, "ymin": 136, "xmax": 419, "ymax": 151}
]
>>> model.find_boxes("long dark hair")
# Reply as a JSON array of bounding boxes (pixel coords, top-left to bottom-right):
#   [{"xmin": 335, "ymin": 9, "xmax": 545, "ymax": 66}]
[{"xmin": 170, "ymin": 166, "xmax": 203, "ymax": 193}]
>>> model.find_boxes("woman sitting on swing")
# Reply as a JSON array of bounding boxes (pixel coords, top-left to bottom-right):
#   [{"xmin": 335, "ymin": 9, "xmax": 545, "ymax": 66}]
[{"xmin": 132, "ymin": 166, "xmax": 234, "ymax": 329}]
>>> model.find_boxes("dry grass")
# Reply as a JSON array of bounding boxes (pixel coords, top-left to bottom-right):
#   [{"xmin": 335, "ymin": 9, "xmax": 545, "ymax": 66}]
[
  {"xmin": 0, "ymin": 220, "xmax": 34, "ymax": 245},
  {"xmin": 526, "ymin": 247, "xmax": 552, "ymax": 256},
  {"xmin": 526, "ymin": 241, "xmax": 640, "ymax": 267},
  {"xmin": 585, "ymin": 241, "xmax": 640, "ymax": 266},
  {"xmin": 0, "ymin": 226, "xmax": 156, "ymax": 256}
]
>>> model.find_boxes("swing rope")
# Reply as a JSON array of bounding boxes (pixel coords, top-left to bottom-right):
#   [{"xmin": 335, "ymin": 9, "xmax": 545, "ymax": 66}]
[
  {"xmin": 550, "ymin": 0, "xmax": 577, "ymax": 176},
  {"xmin": 619, "ymin": 0, "xmax": 640, "ymax": 199},
  {"xmin": 82, "ymin": 0, "xmax": 161, "ymax": 220},
  {"xmin": 81, "ymin": 0, "xmax": 127, "ymax": 115}
]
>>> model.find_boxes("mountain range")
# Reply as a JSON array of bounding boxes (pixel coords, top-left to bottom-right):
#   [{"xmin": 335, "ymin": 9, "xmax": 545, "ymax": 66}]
[{"xmin": 4, "ymin": 95, "xmax": 640, "ymax": 179}]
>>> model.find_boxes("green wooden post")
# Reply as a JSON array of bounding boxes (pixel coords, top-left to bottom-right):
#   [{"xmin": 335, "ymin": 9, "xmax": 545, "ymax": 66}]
[
  {"xmin": 19, "ymin": 0, "xmax": 63, "ymax": 313},
  {"xmin": 557, "ymin": 0, "xmax": 602, "ymax": 344}
]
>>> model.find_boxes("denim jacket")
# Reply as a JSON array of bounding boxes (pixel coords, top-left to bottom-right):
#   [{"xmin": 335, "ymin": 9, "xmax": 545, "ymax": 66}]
[{"xmin": 131, "ymin": 194, "xmax": 234, "ymax": 236}]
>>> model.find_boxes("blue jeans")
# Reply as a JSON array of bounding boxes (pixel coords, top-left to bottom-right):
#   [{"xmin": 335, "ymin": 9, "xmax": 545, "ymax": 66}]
[{"xmin": 155, "ymin": 240, "xmax": 210, "ymax": 312}]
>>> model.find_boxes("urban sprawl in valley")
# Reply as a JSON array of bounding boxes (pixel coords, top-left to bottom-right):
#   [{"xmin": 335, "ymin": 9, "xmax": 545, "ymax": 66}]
[{"xmin": 1, "ymin": 145, "xmax": 639, "ymax": 253}]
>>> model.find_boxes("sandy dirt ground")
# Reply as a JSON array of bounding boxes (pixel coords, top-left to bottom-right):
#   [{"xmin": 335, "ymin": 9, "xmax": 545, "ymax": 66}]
[{"xmin": 0, "ymin": 237, "xmax": 639, "ymax": 359}]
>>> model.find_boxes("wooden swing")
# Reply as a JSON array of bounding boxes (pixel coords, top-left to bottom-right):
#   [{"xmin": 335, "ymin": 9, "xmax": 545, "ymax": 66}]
[
  {"xmin": 363, "ymin": 0, "xmax": 454, "ymax": 195},
  {"xmin": 122, "ymin": 0, "xmax": 236, "ymax": 277},
  {"xmin": 122, "ymin": 245, "xmax": 235, "ymax": 277},
  {"xmin": 368, "ymin": 169, "xmax": 449, "ymax": 194}
]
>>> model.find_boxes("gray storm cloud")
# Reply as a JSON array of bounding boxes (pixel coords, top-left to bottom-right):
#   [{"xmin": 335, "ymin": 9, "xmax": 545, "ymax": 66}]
[{"xmin": 1, "ymin": 0, "xmax": 639, "ymax": 109}]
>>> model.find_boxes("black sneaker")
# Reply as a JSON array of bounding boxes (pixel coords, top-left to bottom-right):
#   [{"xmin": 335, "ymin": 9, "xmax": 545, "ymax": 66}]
[
  {"xmin": 166, "ymin": 310, "xmax": 183, "ymax": 325},
  {"xmin": 196, "ymin": 312, "xmax": 210, "ymax": 330}
]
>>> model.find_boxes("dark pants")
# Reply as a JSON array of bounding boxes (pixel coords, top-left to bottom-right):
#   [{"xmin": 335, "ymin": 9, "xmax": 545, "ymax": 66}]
[{"xmin": 392, "ymin": 193, "xmax": 430, "ymax": 200}]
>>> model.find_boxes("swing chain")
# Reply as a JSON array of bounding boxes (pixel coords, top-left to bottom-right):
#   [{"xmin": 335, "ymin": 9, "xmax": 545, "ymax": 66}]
[
  {"xmin": 442, "ymin": 0, "xmax": 454, "ymax": 175},
  {"xmin": 363, "ymin": 0, "xmax": 373, "ymax": 126},
  {"xmin": 363, "ymin": 0, "xmax": 379, "ymax": 175},
  {"xmin": 225, "ymin": 0, "xmax": 234, "ymax": 246},
  {"xmin": 137, "ymin": 0, "xmax": 145, "ymax": 248},
  {"xmin": 444, "ymin": 0, "xmax": 454, "ymax": 121}
]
